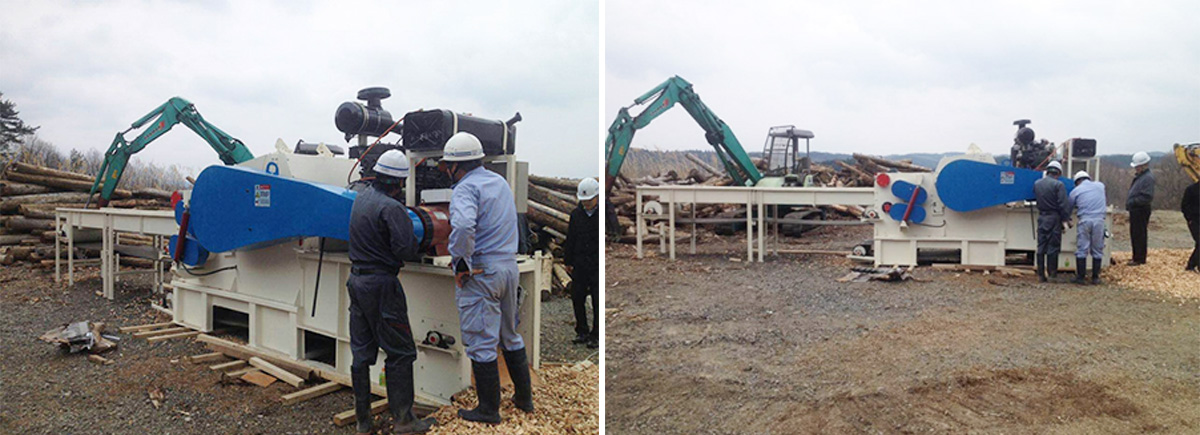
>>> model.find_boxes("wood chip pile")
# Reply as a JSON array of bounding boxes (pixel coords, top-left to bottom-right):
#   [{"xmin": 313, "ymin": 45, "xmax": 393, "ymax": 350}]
[
  {"xmin": 525, "ymin": 174, "xmax": 586, "ymax": 294},
  {"xmin": 0, "ymin": 160, "xmax": 173, "ymax": 267},
  {"xmin": 608, "ymin": 153, "xmax": 927, "ymax": 241},
  {"xmin": 425, "ymin": 361, "xmax": 599, "ymax": 434},
  {"xmin": 1106, "ymin": 249, "xmax": 1200, "ymax": 301}
]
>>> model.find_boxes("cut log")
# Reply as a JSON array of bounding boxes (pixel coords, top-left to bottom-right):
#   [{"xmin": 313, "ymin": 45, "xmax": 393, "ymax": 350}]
[
  {"xmin": 1, "ymin": 181, "xmax": 59, "ymax": 196},
  {"xmin": 529, "ymin": 185, "xmax": 576, "ymax": 215},
  {"xmin": 4, "ymin": 217, "xmax": 54, "ymax": 232},
  {"xmin": 0, "ymin": 235, "xmax": 26, "ymax": 246},
  {"xmin": 107, "ymin": 198, "xmax": 170, "ymax": 209},
  {"xmin": 530, "ymin": 184, "xmax": 577, "ymax": 204},
  {"xmin": 553, "ymin": 263, "xmax": 573, "ymax": 288},
  {"xmin": 836, "ymin": 160, "xmax": 872, "ymax": 183},
  {"xmin": 132, "ymin": 188, "xmax": 172, "ymax": 200},
  {"xmin": 1, "ymin": 192, "xmax": 94, "ymax": 212},
  {"xmin": 2, "ymin": 246, "xmax": 32, "ymax": 261},
  {"xmin": 9, "ymin": 162, "xmax": 95, "ymax": 182},
  {"xmin": 17, "ymin": 205, "xmax": 56, "ymax": 220},
  {"xmin": 527, "ymin": 205, "xmax": 569, "ymax": 235},
  {"xmin": 249, "ymin": 357, "xmax": 305, "ymax": 387},
  {"xmin": 685, "ymin": 153, "xmax": 724, "ymax": 178},
  {"xmin": 852, "ymin": 153, "xmax": 931, "ymax": 172},
  {"xmin": 529, "ymin": 201, "xmax": 570, "ymax": 222},
  {"xmin": 5, "ymin": 171, "xmax": 131, "ymax": 198},
  {"xmin": 528, "ymin": 175, "xmax": 579, "ymax": 193}
]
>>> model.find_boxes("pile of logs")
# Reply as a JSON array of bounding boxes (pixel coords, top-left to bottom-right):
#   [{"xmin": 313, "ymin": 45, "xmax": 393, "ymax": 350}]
[
  {"xmin": 606, "ymin": 154, "xmax": 931, "ymax": 240},
  {"xmin": 524, "ymin": 174, "xmax": 587, "ymax": 294},
  {"xmin": 1, "ymin": 160, "xmax": 174, "ymax": 267}
]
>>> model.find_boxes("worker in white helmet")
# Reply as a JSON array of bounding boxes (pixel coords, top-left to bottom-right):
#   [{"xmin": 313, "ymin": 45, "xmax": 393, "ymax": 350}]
[
  {"xmin": 1126, "ymin": 151, "xmax": 1156, "ymax": 265},
  {"xmin": 564, "ymin": 178, "xmax": 600, "ymax": 348},
  {"xmin": 440, "ymin": 132, "xmax": 533, "ymax": 424},
  {"xmin": 1068, "ymin": 170, "xmax": 1107, "ymax": 284},
  {"xmin": 1033, "ymin": 161, "xmax": 1070, "ymax": 282},
  {"xmin": 346, "ymin": 149, "xmax": 436, "ymax": 434}
]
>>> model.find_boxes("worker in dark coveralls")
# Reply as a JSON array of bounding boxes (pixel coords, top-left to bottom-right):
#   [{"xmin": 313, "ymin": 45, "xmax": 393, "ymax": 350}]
[
  {"xmin": 1068, "ymin": 170, "xmax": 1107, "ymax": 285},
  {"xmin": 441, "ymin": 132, "xmax": 534, "ymax": 424},
  {"xmin": 1034, "ymin": 161, "xmax": 1070, "ymax": 282},
  {"xmin": 1183, "ymin": 179, "xmax": 1200, "ymax": 272},
  {"xmin": 565, "ymin": 178, "xmax": 600, "ymax": 348},
  {"xmin": 347, "ymin": 149, "xmax": 436, "ymax": 434},
  {"xmin": 1126, "ymin": 151, "xmax": 1156, "ymax": 265}
]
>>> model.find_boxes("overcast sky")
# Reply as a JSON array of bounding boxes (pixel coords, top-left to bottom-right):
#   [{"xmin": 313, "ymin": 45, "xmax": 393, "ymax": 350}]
[
  {"xmin": 1, "ymin": 0, "xmax": 599, "ymax": 178},
  {"xmin": 607, "ymin": 0, "xmax": 1199, "ymax": 159}
]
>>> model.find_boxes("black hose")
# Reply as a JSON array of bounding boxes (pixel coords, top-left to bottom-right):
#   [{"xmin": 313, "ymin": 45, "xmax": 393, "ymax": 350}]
[
  {"xmin": 311, "ymin": 237, "xmax": 325, "ymax": 317},
  {"xmin": 178, "ymin": 263, "xmax": 237, "ymax": 277}
]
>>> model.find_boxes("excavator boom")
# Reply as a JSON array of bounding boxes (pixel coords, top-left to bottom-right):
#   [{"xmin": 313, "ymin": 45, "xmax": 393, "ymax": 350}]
[
  {"xmin": 605, "ymin": 76, "xmax": 761, "ymax": 193},
  {"xmin": 88, "ymin": 97, "xmax": 254, "ymax": 206}
]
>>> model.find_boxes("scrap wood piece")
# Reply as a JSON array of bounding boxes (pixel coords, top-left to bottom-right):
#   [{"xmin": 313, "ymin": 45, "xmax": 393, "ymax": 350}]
[
  {"xmin": 222, "ymin": 367, "xmax": 261, "ymax": 379},
  {"xmin": 282, "ymin": 381, "xmax": 343, "ymax": 406},
  {"xmin": 87, "ymin": 354, "xmax": 114, "ymax": 365},
  {"xmin": 210, "ymin": 360, "xmax": 248, "ymax": 372},
  {"xmin": 241, "ymin": 371, "xmax": 278, "ymax": 387},
  {"xmin": 148, "ymin": 386, "xmax": 165, "ymax": 409},
  {"xmin": 196, "ymin": 334, "xmax": 315, "ymax": 380},
  {"xmin": 249, "ymin": 357, "xmax": 305, "ymax": 387},
  {"xmin": 146, "ymin": 330, "xmax": 201, "ymax": 343},
  {"xmin": 185, "ymin": 352, "xmax": 226, "ymax": 364},
  {"xmin": 333, "ymin": 398, "xmax": 389, "ymax": 427},
  {"xmin": 132, "ymin": 326, "xmax": 188, "ymax": 338}
]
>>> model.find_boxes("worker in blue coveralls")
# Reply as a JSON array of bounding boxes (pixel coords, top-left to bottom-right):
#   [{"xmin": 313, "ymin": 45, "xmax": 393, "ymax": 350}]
[
  {"xmin": 1033, "ymin": 161, "xmax": 1070, "ymax": 282},
  {"xmin": 1068, "ymin": 170, "xmax": 1107, "ymax": 285},
  {"xmin": 346, "ymin": 149, "xmax": 436, "ymax": 435},
  {"xmin": 440, "ymin": 132, "xmax": 534, "ymax": 424}
]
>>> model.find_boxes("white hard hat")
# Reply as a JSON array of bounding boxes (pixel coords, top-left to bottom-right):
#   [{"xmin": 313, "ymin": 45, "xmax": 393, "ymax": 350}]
[
  {"xmin": 1130, "ymin": 151, "xmax": 1151, "ymax": 167},
  {"xmin": 577, "ymin": 178, "xmax": 600, "ymax": 200},
  {"xmin": 1046, "ymin": 161, "xmax": 1062, "ymax": 172},
  {"xmin": 1073, "ymin": 170, "xmax": 1090, "ymax": 182},
  {"xmin": 374, "ymin": 149, "xmax": 410, "ymax": 179},
  {"xmin": 442, "ymin": 132, "xmax": 485, "ymax": 162}
]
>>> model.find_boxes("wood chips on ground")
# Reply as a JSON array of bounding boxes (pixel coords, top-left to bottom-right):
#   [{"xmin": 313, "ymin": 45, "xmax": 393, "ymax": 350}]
[
  {"xmin": 425, "ymin": 363, "xmax": 598, "ymax": 434},
  {"xmin": 1107, "ymin": 249, "xmax": 1200, "ymax": 301}
]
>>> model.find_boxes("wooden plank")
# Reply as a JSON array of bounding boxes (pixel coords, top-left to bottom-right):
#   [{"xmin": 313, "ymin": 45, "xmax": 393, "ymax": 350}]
[
  {"xmin": 185, "ymin": 352, "xmax": 226, "ymax": 364},
  {"xmin": 333, "ymin": 399, "xmax": 389, "ymax": 427},
  {"xmin": 249, "ymin": 357, "xmax": 305, "ymax": 387},
  {"xmin": 242, "ymin": 371, "xmax": 278, "ymax": 387},
  {"xmin": 146, "ymin": 330, "xmax": 201, "ymax": 343},
  {"xmin": 209, "ymin": 360, "xmax": 248, "ymax": 372},
  {"xmin": 196, "ymin": 335, "xmax": 315, "ymax": 380},
  {"xmin": 132, "ymin": 326, "xmax": 188, "ymax": 338},
  {"xmin": 282, "ymin": 381, "xmax": 343, "ymax": 406},
  {"xmin": 222, "ymin": 367, "xmax": 261, "ymax": 379}
]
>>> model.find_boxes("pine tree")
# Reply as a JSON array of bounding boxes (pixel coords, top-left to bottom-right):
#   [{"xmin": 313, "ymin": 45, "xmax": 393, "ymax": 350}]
[{"xmin": 1, "ymin": 92, "xmax": 40, "ymax": 153}]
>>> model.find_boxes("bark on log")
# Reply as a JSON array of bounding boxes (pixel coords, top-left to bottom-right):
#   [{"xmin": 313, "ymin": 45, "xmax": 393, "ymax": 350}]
[
  {"xmin": 1, "ymin": 246, "xmax": 32, "ymax": 261},
  {"xmin": 528, "ymin": 185, "xmax": 576, "ymax": 215},
  {"xmin": 107, "ymin": 198, "xmax": 170, "ymax": 208},
  {"xmin": 4, "ymin": 171, "xmax": 132, "ymax": 199},
  {"xmin": 685, "ymin": 153, "xmax": 724, "ymax": 178},
  {"xmin": 0, "ymin": 192, "xmax": 94, "ymax": 212},
  {"xmin": 528, "ymin": 175, "xmax": 579, "ymax": 193},
  {"xmin": 0, "ymin": 235, "xmax": 26, "ymax": 245},
  {"xmin": 1, "ymin": 181, "xmax": 60, "ymax": 196},
  {"xmin": 17, "ymin": 205, "xmax": 55, "ymax": 219},
  {"xmin": 530, "ymin": 184, "xmax": 577, "ymax": 204},
  {"xmin": 540, "ymin": 226, "xmax": 567, "ymax": 243},
  {"xmin": 133, "ymin": 188, "xmax": 172, "ymax": 200},
  {"xmin": 9, "ymin": 162, "xmax": 96, "ymax": 182},
  {"xmin": 852, "ymin": 153, "xmax": 931, "ymax": 172},
  {"xmin": 527, "ymin": 206, "xmax": 568, "ymax": 235},
  {"xmin": 529, "ymin": 201, "xmax": 571, "ymax": 223},
  {"xmin": 5, "ymin": 217, "xmax": 55, "ymax": 232}
]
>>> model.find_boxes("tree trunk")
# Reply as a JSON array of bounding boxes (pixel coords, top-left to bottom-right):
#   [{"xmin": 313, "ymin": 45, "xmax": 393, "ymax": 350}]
[
  {"xmin": 1, "ymin": 181, "xmax": 60, "ymax": 196},
  {"xmin": 0, "ymin": 192, "xmax": 94, "ymax": 212},
  {"xmin": 9, "ymin": 162, "xmax": 96, "ymax": 182},
  {"xmin": 5, "ymin": 217, "xmax": 55, "ymax": 232},
  {"xmin": 4, "ymin": 172, "xmax": 132, "ymax": 199},
  {"xmin": 133, "ymin": 188, "xmax": 173, "ymax": 200},
  {"xmin": 528, "ymin": 175, "xmax": 580, "ymax": 193},
  {"xmin": 528, "ymin": 185, "xmax": 576, "ymax": 215},
  {"xmin": 685, "ymin": 153, "xmax": 724, "ymax": 178},
  {"xmin": 527, "ymin": 206, "xmax": 569, "ymax": 235}
]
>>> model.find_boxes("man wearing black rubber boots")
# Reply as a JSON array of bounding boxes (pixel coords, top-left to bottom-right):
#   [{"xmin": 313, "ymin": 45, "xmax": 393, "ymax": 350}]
[
  {"xmin": 1126, "ymin": 151, "xmax": 1156, "ymax": 266},
  {"xmin": 565, "ymin": 178, "xmax": 600, "ymax": 348},
  {"xmin": 1033, "ymin": 161, "xmax": 1069, "ymax": 282},
  {"xmin": 347, "ymin": 150, "xmax": 436, "ymax": 434}
]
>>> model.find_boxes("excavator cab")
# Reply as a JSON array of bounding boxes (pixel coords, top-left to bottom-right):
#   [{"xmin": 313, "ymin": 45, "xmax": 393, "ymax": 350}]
[{"xmin": 758, "ymin": 126, "xmax": 815, "ymax": 188}]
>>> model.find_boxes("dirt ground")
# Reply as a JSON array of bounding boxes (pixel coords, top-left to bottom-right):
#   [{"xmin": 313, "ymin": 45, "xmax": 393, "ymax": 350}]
[
  {"xmin": 606, "ymin": 212, "xmax": 1200, "ymax": 434},
  {"xmin": 0, "ymin": 266, "xmax": 597, "ymax": 434}
]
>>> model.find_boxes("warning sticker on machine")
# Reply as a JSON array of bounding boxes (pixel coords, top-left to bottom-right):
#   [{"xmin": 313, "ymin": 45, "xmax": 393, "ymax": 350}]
[
  {"xmin": 255, "ymin": 184, "xmax": 271, "ymax": 207},
  {"xmin": 999, "ymin": 171, "xmax": 1015, "ymax": 185}
]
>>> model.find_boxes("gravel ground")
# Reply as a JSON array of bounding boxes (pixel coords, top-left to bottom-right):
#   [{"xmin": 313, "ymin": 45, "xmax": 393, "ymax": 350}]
[
  {"xmin": 606, "ymin": 213, "xmax": 1200, "ymax": 434},
  {"xmin": 0, "ymin": 265, "xmax": 595, "ymax": 434}
]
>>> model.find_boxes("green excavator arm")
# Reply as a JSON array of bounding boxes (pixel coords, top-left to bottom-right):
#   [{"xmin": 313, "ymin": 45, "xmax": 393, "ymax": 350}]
[
  {"xmin": 88, "ymin": 97, "xmax": 255, "ymax": 206},
  {"xmin": 604, "ymin": 76, "xmax": 761, "ymax": 193}
]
